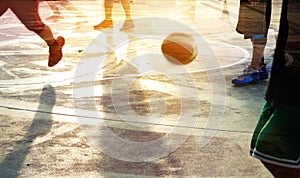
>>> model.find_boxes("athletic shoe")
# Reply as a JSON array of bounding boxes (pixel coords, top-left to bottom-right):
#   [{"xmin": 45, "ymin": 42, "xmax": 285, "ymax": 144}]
[
  {"xmin": 119, "ymin": 19, "xmax": 134, "ymax": 31},
  {"xmin": 93, "ymin": 20, "xmax": 113, "ymax": 30},
  {"xmin": 48, "ymin": 36, "xmax": 65, "ymax": 67},
  {"xmin": 231, "ymin": 64, "xmax": 268, "ymax": 85}
]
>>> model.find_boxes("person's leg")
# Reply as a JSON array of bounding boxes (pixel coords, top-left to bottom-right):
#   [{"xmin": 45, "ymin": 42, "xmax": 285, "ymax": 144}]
[
  {"xmin": 0, "ymin": 1, "xmax": 9, "ymax": 17},
  {"xmin": 94, "ymin": 0, "xmax": 114, "ymax": 29},
  {"xmin": 262, "ymin": 161, "xmax": 300, "ymax": 178},
  {"xmin": 120, "ymin": 0, "xmax": 131, "ymax": 20},
  {"xmin": 104, "ymin": 0, "xmax": 114, "ymax": 20},
  {"xmin": 119, "ymin": 0, "xmax": 134, "ymax": 31},
  {"xmin": 251, "ymin": 102, "xmax": 300, "ymax": 177},
  {"xmin": 250, "ymin": 37, "xmax": 267, "ymax": 69},
  {"xmin": 232, "ymin": 1, "xmax": 269, "ymax": 85},
  {"xmin": 37, "ymin": 26, "xmax": 65, "ymax": 67},
  {"xmin": 36, "ymin": 25, "xmax": 56, "ymax": 46},
  {"xmin": 231, "ymin": 38, "xmax": 269, "ymax": 85},
  {"xmin": 10, "ymin": 0, "xmax": 64, "ymax": 67}
]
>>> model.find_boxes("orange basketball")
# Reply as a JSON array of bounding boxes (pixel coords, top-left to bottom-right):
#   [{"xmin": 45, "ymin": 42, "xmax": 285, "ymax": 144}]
[{"xmin": 161, "ymin": 33, "xmax": 198, "ymax": 65}]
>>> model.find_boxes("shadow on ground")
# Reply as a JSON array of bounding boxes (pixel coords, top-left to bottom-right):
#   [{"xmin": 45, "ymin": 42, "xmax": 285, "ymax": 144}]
[{"xmin": 0, "ymin": 85, "xmax": 56, "ymax": 177}]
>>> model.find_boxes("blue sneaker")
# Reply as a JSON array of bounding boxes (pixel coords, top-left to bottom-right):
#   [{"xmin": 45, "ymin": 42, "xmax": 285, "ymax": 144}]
[{"xmin": 232, "ymin": 65, "xmax": 268, "ymax": 85}]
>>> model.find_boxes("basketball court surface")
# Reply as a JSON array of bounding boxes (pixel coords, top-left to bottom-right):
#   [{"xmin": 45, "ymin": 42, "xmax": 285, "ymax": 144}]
[{"xmin": 0, "ymin": 0, "xmax": 281, "ymax": 177}]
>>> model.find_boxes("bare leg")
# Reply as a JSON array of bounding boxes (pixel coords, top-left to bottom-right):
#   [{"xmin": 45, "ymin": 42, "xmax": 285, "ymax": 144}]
[
  {"xmin": 119, "ymin": 0, "xmax": 134, "ymax": 31},
  {"xmin": 37, "ymin": 25, "xmax": 65, "ymax": 67},
  {"xmin": 262, "ymin": 161, "xmax": 300, "ymax": 178},
  {"xmin": 120, "ymin": 0, "xmax": 131, "ymax": 20},
  {"xmin": 93, "ymin": 0, "xmax": 114, "ymax": 29},
  {"xmin": 250, "ymin": 37, "xmax": 267, "ymax": 69},
  {"xmin": 37, "ymin": 25, "xmax": 56, "ymax": 46},
  {"xmin": 104, "ymin": 0, "xmax": 114, "ymax": 20},
  {"xmin": 231, "ymin": 36, "xmax": 268, "ymax": 85}
]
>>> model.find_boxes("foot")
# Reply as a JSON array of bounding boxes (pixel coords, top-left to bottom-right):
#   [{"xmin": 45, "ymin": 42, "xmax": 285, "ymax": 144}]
[
  {"xmin": 119, "ymin": 19, "xmax": 134, "ymax": 31},
  {"xmin": 48, "ymin": 36, "xmax": 65, "ymax": 67},
  {"xmin": 231, "ymin": 64, "xmax": 268, "ymax": 86},
  {"xmin": 93, "ymin": 20, "xmax": 113, "ymax": 30},
  {"xmin": 46, "ymin": 15, "xmax": 64, "ymax": 21}
]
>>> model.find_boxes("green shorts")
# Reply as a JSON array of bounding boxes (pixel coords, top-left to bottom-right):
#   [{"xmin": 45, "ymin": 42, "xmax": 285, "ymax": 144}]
[{"xmin": 250, "ymin": 101, "xmax": 300, "ymax": 168}]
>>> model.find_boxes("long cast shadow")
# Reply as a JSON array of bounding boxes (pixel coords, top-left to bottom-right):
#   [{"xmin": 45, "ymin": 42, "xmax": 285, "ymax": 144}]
[{"xmin": 0, "ymin": 85, "xmax": 56, "ymax": 177}]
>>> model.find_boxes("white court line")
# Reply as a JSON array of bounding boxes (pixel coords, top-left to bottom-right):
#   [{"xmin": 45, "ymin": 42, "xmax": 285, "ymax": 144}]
[
  {"xmin": 0, "ymin": 96, "xmax": 220, "ymax": 136},
  {"xmin": 0, "ymin": 40, "xmax": 248, "ymax": 130},
  {"xmin": 0, "ymin": 40, "xmax": 250, "ymax": 89}
]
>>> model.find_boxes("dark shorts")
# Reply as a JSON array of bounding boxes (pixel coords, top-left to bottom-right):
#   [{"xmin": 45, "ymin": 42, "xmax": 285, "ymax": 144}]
[
  {"xmin": 236, "ymin": 1, "xmax": 268, "ymax": 39},
  {"xmin": 0, "ymin": 0, "xmax": 45, "ymax": 33},
  {"xmin": 250, "ymin": 101, "xmax": 300, "ymax": 168}
]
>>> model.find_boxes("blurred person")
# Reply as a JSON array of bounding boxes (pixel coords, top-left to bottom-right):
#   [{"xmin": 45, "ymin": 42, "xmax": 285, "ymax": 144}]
[
  {"xmin": 93, "ymin": 0, "xmax": 134, "ymax": 31},
  {"xmin": 0, "ymin": 0, "xmax": 65, "ymax": 67},
  {"xmin": 232, "ymin": 0, "xmax": 271, "ymax": 85},
  {"xmin": 45, "ymin": 0, "xmax": 87, "ymax": 25},
  {"xmin": 250, "ymin": 0, "xmax": 300, "ymax": 176}
]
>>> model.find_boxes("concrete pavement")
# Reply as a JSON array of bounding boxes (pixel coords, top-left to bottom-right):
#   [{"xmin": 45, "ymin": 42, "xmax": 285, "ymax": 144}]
[{"xmin": 0, "ymin": 0, "xmax": 279, "ymax": 177}]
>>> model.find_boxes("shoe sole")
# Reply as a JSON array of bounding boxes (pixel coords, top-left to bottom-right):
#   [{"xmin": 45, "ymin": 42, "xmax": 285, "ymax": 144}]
[
  {"xmin": 232, "ymin": 76, "xmax": 268, "ymax": 86},
  {"xmin": 232, "ymin": 79, "xmax": 257, "ymax": 86}
]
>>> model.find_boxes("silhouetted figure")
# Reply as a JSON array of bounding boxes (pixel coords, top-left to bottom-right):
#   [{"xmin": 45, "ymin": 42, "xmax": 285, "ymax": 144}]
[
  {"xmin": 45, "ymin": 0, "xmax": 87, "ymax": 26},
  {"xmin": 232, "ymin": 0, "xmax": 271, "ymax": 85},
  {"xmin": 0, "ymin": 85, "xmax": 56, "ymax": 177},
  {"xmin": 250, "ymin": 0, "xmax": 300, "ymax": 176}
]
